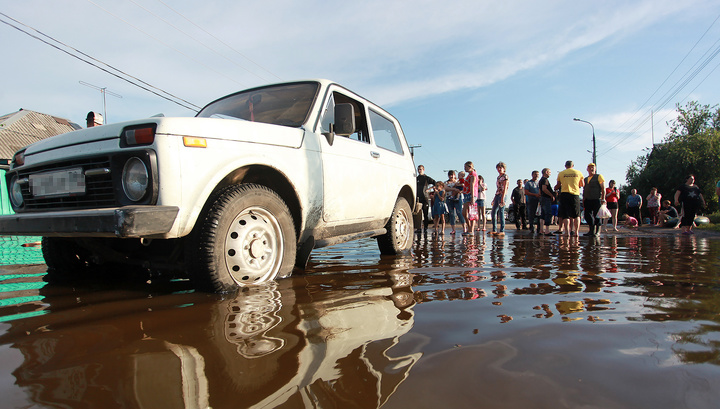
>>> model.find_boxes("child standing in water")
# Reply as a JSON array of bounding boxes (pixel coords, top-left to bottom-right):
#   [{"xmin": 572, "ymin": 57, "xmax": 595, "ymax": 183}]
[
  {"xmin": 432, "ymin": 181, "xmax": 448, "ymax": 234},
  {"xmin": 490, "ymin": 162, "xmax": 509, "ymax": 236},
  {"xmin": 461, "ymin": 162, "xmax": 479, "ymax": 235}
]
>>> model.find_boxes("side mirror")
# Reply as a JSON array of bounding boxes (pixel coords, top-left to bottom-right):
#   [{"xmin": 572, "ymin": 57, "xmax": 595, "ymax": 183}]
[
  {"xmin": 333, "ymin": 103, "xmax": 355, "ymax": 136},
  {"xmin": 322, "ymin": 103, "xmax": 355, "ymax": 145}
]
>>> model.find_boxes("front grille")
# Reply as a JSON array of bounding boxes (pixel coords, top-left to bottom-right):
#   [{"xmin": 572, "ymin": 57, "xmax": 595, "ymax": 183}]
[{"xmin": 17, "ymin": 156, "xmax": 117, "ymax": 211}]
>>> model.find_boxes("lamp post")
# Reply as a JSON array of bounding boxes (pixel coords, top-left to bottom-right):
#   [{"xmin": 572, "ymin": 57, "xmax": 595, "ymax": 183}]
[{"xmin": 573, "ymin": 118, "xmax": 596, "ymax": 165}]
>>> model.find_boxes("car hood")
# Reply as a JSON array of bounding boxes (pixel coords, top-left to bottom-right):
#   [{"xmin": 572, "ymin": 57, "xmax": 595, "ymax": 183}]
[{"xmin": 21, "ymin": 116, "xmax": 305, "ymax": 156}]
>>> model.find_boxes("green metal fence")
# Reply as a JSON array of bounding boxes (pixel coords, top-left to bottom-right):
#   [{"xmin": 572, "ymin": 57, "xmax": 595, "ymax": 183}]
[
  {"xmin": 0, "ymin": 169, "xmax": 11, "ymax": 216},
  {"xmin": 0, "ymin": 169, "xmax": 45, "ymax": 265}
]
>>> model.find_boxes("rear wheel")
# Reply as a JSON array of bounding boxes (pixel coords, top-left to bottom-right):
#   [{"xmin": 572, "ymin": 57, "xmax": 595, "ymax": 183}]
[
  {"xmin": 190, "ymin": 184, "xmax": 297, "ymax": 293},
  {"xmin": 506, "ymin": 208, "xmax": 515, "ymax": 223},
  {"xmin": 377, "ymin": 197, "xmax": 413, "ymax": 255}
]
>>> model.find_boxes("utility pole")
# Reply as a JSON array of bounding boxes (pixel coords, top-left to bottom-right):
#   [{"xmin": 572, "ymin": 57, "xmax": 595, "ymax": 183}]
[
  {"xmin": 409, "ymin": 144, "xmax": 422, "ymax": 158},
  {"xmin": 79, "ymin": 81, "xmax": 122, "ymax": 123},
  {"xmin": 651, "ymin": 110, "xmax": 655, "ymax": 145}
]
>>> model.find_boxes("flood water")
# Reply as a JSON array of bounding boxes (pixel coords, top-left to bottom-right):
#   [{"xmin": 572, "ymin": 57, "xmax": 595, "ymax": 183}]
[{"xmin": 1, "ymin": 230, "xmax": 720, "ymax": 408}]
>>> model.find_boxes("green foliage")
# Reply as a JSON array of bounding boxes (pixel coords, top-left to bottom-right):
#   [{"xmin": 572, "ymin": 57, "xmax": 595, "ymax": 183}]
[
  {"xmin": 667, "ymin": 101, "xmax": 717, "ymax": 140},
  {"xmin": 707, "ymin": 211, "xmax": 720, "ymax": 224},
  {"xmin": 626, "ymin": 101, "xmax": 720, "ymax": 211}
]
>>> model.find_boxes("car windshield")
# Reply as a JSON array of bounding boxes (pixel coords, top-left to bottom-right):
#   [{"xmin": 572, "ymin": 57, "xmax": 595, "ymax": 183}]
[{"xmin": 196, "ymin": 82, "xmax": 319, "ymax": 128}]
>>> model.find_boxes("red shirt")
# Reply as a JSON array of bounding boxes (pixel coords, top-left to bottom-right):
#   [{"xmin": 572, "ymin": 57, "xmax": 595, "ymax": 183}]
[{"xmin": 606, "ymin": 187, "xmax": 619, "ymax": 203}]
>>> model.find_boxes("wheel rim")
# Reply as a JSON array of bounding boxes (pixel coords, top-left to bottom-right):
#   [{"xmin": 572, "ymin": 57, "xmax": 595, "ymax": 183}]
[
  {"xmin": 394, "ymin": 207, "xmax": 411, "ymax": 249},
  {"xmin": 224, "ymin": 207, "xmax": 284, "ymax": 285}
]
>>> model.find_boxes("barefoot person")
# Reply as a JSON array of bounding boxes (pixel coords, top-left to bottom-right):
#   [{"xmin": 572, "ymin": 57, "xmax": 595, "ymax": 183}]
[
  {"xmin": 674, "ymin": 174, "xmax": 706, "ymax": 235},
  {"xmin": 490, "ymin": 162, "xmax": 509, "ymax": 236},
  {"xmin": 461, "ymin": 162, "xmax": 479, "ymax": 235},
  {"xmin": 556, "ymin": 160, "xmax": 584, "ymax": 236},
  {"xmin": 605, "ymin": 180, "xmax": 620, "ymax": 231}
]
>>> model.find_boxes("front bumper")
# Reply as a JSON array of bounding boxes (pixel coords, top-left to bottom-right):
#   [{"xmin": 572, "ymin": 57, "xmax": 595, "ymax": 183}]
[{"xmin": 0, "ymin": 206, "xmax": 180, "ymax": 238}]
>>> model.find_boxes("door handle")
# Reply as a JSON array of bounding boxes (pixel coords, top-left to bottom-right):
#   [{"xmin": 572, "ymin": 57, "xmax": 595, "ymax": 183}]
[{"xmin": 370, "ymin": 151, "xmax": 380, "ymax": 158}]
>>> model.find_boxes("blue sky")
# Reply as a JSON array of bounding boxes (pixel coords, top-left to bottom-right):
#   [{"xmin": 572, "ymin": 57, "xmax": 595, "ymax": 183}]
[{"xmin": 2, "ymin": 0, "xmax": 720, "ymax": 190}]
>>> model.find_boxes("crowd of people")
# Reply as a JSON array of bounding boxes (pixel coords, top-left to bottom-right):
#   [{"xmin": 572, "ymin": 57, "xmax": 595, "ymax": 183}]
[{"xmin": 415, "ymin": 162, "xmax": 709, "ymax": 237}]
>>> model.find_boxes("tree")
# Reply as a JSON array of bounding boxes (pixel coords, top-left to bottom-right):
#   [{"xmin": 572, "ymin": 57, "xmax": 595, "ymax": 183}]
[
  {"xmin": 626, "ymin": 101, "xmax": 720, "ymax": 213},
  {"xmin": 667, "ymin": 101, "xmax": 718, "ymax": 140}
]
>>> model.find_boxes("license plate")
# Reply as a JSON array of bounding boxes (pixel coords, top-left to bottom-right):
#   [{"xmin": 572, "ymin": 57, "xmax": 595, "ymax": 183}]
[{"xmin": 30, "ymin": 168, "xmax": 86, "ymax": 198}]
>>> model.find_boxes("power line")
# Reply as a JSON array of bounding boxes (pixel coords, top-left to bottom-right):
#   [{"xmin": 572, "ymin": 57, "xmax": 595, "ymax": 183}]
[
  {"xmin": 599, "ymin": 39, "xmax": 720, "ymax": 156},
  {"xmin": 153, "ymin": 0, "xmax": 282, "ymax": 81},
  {"xmin": 602, "ymin": 13, "xmax": 720, "ymax": 148},
  {"xmin": 85, "ymin": 0, "xmax": 246, "ymax": 89},
  {"xmin": 125, "ymin": 0, "xmax": 269, "ymax": 83},
  {"xmin": 650, "ymin": 57, "xmax": 720, "ymax": 133},
  {"xmin": 596, "ymin": 14, "xmax": 720, "ymax": 157},
  {"xmin": 0, "ymin": 12, "xmax": 201, "ymax": 112}
]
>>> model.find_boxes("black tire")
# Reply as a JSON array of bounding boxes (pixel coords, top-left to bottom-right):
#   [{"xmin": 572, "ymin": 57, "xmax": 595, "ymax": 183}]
[
  {"xmin": 190, "ymin": 184, "xmax": 297, "ymax": 293},
  {"xmin": 378, "ymin": 197, "xmax": 413, "ymax": 255},
  {"xmin": 506, "ymin": 210, "xmax": 515, "ymax": 224},
  {"xmin": 41, "ymin": 237, "xmax": 91, "ymax": 283}
]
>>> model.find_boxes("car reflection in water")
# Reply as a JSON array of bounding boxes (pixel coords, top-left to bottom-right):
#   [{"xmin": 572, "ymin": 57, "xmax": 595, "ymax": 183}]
[{"xmin": 5, "ymin": 270, "xmax": 420, "ymax": 408}]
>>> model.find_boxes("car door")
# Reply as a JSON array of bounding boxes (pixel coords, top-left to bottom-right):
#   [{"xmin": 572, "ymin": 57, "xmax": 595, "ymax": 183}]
[
  {"xmin": 318, "ymin": 88, "xmax": 385, "ymax": 223},
  {"xmin": 366, "ymin": 108, "xmax": 412, "ymax": 215}
]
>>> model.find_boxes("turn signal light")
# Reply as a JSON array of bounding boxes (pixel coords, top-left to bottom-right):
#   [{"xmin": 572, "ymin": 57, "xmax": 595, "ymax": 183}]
[
  {"xmin": 183, "ymin": 136, "xmax": 207, "ymax": 148},
  {"xmin": 124, "ymin": 126, "xmax": 156, "ymax": 145},
  {"xmin": 13, "ymin": 150, "xmax": 25, "ymax": 167}
]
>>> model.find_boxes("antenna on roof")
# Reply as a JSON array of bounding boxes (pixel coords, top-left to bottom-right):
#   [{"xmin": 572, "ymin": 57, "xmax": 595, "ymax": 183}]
[{"xmin": 79, "ymin": 81, "xmax": 122, "ymax": 123}]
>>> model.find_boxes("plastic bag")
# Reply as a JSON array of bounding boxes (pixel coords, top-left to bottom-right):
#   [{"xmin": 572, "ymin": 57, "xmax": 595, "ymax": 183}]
[
  {"xmin": 468, "ymin": 203, "xmax": 479, "ymax": 221},
  {"xmin": 597, "ymin": 203, "xmax": 611, "ymax": 219}
]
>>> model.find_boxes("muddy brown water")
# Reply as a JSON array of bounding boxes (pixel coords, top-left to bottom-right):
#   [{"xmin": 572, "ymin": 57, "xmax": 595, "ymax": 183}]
[{"xmin": 1, "ymin": 229, "xmax": 720, "ymax": 408}]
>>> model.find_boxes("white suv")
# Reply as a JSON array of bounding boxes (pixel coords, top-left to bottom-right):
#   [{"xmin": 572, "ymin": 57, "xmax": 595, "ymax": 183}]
[{"xmin": 0, "ymin": 80, "xmax": 417, "ymax": 292}]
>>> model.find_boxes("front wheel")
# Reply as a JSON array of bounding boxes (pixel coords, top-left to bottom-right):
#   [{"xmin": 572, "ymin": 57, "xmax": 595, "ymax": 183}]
[
  {"xmin": 41, "ymin": 237, "xmax": 91, "ymax": 283},
  {"xmin": 190, "ymin": 184, "xmax": 297, "ymax": 293},
  {"xmin": 377, "ymin": 197, "xmax": 413, "ymax": 255}
]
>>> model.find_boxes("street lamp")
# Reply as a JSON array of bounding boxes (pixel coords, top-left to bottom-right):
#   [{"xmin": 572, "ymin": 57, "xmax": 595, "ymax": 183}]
[{"xmin": 573, "ymin": 118, "xmax": 596, "ymax": 165}]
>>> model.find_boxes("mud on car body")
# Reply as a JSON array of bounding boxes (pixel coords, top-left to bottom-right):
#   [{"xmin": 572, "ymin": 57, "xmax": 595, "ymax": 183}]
[{"xmin": 0, "ymin": 80, "xmax": 417, "ymax": 292}]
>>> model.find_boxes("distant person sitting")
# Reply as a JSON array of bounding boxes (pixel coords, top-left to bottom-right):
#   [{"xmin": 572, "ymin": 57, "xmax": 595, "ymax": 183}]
[
  {"xmin": 657, "ymin": 200, "xmax": 678, "ymax": 226},
  {"xmin": 86, "ymin": 111, "xmax": 103, "ymax": 127}
]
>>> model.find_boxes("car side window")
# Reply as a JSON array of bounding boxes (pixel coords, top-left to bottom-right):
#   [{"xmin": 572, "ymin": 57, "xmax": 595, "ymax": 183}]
[
  {"xmin": 320, "ymin": 94, "xmax": 335, "ymax": 134},
  {"xmin": 321, "ymin": 91, "xmax": 370, "ymax": 143},
  {"xmin": 369, "ymin": 109, "xmax": 404, "ymax": 154}
]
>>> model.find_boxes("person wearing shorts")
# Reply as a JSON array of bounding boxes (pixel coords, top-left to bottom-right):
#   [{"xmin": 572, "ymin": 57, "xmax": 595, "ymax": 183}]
[
  {"xmin": 556, "ymin": 160, "xmax": 584, "ymax": 236},
  {"xmin": 605, "ymin": 180, "xmax": 620, "ymax": 231}
]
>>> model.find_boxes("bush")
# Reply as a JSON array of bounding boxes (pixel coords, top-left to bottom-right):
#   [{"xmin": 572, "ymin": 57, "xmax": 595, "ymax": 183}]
[
  {"xmin": 695, "ymin": 212, "xmax": 720, "ymax": 232},
  {"xmin": 708, "ymin": 212, "xmax": 720, "ymax": 224}
]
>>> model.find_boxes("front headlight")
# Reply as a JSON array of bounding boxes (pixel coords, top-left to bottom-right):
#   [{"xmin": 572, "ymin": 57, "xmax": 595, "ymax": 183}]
[
  {"xmin": 122, "ymin": 157, "xmax": 149, "ymax": 201},
  {"xmin": 9, "ymin": 176, "xmax": 24, "ymax": 207}
]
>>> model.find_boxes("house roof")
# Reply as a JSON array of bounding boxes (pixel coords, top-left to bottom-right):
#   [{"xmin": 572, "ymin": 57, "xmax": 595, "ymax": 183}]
[{"xmin": 0, "ymin": 109, "xmax": 80, "ymax": 160}]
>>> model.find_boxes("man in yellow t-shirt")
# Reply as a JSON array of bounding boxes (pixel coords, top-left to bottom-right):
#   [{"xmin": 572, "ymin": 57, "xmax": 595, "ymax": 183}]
[{"xmin": 556, "ymin": 160, "xmax": 585, "ymax": 236}]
